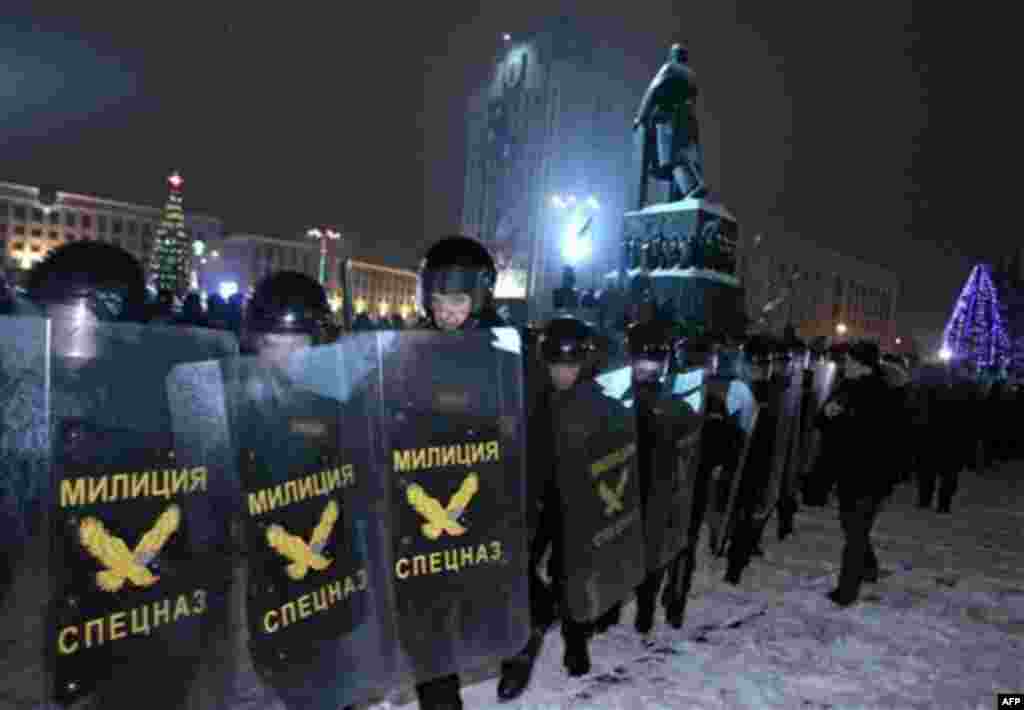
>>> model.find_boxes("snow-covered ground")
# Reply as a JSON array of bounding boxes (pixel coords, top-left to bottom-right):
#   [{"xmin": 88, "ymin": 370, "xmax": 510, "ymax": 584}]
[
  {"xmin": 415, "ymin": 464, "xmax": 1024, "ymax": 710},
  {"xmin": 6, "ymin": 465, "xmax": 1021, "ymax": 710}
]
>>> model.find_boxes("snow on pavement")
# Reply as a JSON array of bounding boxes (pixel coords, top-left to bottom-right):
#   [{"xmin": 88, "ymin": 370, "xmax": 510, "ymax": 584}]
[{"xmin": 398, "ymin": 465, "xmax": 1024, "ymax": 710}]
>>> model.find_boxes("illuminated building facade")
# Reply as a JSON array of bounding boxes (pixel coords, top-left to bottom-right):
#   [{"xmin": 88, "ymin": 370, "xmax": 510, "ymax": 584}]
[
  {"xmin": 0, "ymin": 179, "xmax": 222, "ymax": 284},
  {"xmin": 196, "ymin": 233, "xmax": 319, "ymax": 300},
  {"xmin": 738, "ymin": 231, "xmax": 901, "ymax": 348},
  {"xmin": 461, "ymin": 18, "xmax": 637, "ymax": 319},
  {"xmin": 345, "ymin": 259, "xmax": 419, "ymax": 321}
]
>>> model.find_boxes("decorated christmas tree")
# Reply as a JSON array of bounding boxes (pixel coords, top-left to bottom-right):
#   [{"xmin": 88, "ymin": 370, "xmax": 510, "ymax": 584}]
[
  {"xmin": 148, "ymin": 171, "xmax": 192, "ymax": 306},
  {"xmin": 942, "ymin": 263, "xmax": 1011, "ymax": 371}
]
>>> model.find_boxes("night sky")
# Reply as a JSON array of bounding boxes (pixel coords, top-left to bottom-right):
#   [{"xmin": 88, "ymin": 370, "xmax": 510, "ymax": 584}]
[{"xmin": 0, "ymin": 2, "xmax": 1005, "ymax": 344}]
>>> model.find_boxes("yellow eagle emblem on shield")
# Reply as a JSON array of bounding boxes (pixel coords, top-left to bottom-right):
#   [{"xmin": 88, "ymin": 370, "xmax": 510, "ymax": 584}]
[
  {"xmin": 266, "ymin": 500, "xmax": 339, "ymax": 581},
  {"xmin": 597, "ymin": 467, "xmax": 629, "ymax": 516},
  {"xmin": 78, "ymin": 505, "xmax": 181, "ymax": 593},
  {"xmin": 406, "ymin": 473, "xmax": 479, "ymax": 540}
]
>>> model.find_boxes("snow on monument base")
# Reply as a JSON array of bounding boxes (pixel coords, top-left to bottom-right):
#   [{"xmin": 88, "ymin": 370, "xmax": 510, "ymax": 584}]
[{"xmin": 609, "ymin": 198, "xmax": 746, "ymax": 336}]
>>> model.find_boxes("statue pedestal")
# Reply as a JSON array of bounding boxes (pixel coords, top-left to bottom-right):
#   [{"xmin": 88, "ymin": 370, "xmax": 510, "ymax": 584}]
[
  {"xmin": 623, "ymin": 198, "xmax": 738, "ymax": 274},
  {"xmin": 608, "ymin": 198, "xmax": 746, "ymax": 336}
]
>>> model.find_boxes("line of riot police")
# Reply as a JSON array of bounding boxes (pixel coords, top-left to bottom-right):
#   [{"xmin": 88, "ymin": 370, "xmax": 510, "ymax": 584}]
[{"xmin": 2, "ymin": 236, "xmax": 910, "ymax": 710}]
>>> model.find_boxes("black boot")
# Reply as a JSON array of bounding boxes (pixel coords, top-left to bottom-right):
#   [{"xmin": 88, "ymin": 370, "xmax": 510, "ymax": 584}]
[
  {"xmin": 563, "ymin": 638, "xmax": 591, "ymax": 677},
  {"xmin": 497, "ymin": 629, "xmax": 544, "ymax": 702},
  {"xmin": 593, "ymin": 602, "xmax": 621, "ymax": 634},
  {"xmin": 415, "ymin": 674, "xmax": 463, "ymax": 710},
  {"xmin": 635, "ymin": 597, "xmax": 655, "ymax": 634},
  {"xmin": 827, "ymin": 589, "xmax": 856, "ymax": 608},
  {"xmin": 664, "ymin": 599, "xmax": 686, "ymax": 629},
  {"xmin": 562, "ymin": 619, "xmax": 591, "ymax": 677}
]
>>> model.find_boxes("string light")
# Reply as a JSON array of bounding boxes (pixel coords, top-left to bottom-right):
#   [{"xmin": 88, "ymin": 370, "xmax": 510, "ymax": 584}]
[{"xmin": 942, "ymin": 264, "xmax": 1010, "ymax": 370}]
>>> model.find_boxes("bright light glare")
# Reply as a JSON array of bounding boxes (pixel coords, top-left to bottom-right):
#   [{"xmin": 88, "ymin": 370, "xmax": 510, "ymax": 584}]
[
  {"xmin": 562, "ymin": 222, "xmax": 591, "ymax": 265},
  {"xmin": 218, "ymin": 281, "xmax": 239, "ymax": 300},
  {"xmin": 503, "ymin": 33, "xmax": 511, "ymax": 41},
  {"xmin": 283, "ymin": 313, "xmax": 296, "ymax": 324},
  {"xmin": 835, "ymin": 323, "xmax": 848, "ymax": 335},
  {"xmin": 939, "ymin": 346, "xmax": 952, "ymax": 361}
]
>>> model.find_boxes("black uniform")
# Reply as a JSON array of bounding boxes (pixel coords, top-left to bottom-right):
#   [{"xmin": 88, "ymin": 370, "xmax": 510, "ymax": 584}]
[
  {"xmin": 496, "ymin": 316, "xmax": 603, "ymax": 701},
  {"xmin": 817, "ymin": 342, "xmax": 898, "ymax": 606},
  {"xmin": 408, "ymin": 236, "xmax": 506, "ymax": 710},
  {"xmin": 26, "ymin": 243, "xmax": 230, "ymax": 709}
]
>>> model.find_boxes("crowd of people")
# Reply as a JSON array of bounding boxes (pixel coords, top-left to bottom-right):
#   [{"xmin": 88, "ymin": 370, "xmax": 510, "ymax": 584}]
[{"xmin": 2, "ymin": 235, "xmax": 1018, "ymax": 710}]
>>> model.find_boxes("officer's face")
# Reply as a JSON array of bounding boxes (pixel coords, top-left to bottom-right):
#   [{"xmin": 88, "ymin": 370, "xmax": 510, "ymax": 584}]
[
  {"xmin": 432, "ymin": 292, "xmax": 472, "ymax": 331},
  {"xmin": 257, "ymin": 332, "xmax": 312, "ymax": 366},
  {"xmin": 631, "ymin": 358, "xmax": 665, "ymax": 385},
  {"xmin": 549, "ymin": 363, "xmax": 582, "ymax": 391}
]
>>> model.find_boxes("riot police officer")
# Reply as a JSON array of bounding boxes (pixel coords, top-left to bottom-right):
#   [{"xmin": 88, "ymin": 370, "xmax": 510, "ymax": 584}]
[
  {"xmin": 26, "ymin": 242, "xmax": 216, "ymax": 710},
  {"xmin": 239, "ymin": 271, "xmax": 380, "ymax": 710},
  {"xmin": 241, "ymin": 270, "xmax": 334, "ymax": 355},
  {"xmin": 626, "ymin": 320, "xmax": 676, "ymax": 632},
  {"xmin": 496, "ymin": 316, "xmax": 603, "ymax": 699},
  {"xmin": 418, "ymin": 235, "xmax": 504, "ymax": 332},
  {"xmin": 535, "ymin": 316, "xmax": 605, "ymax": 677},
  {"xmin": 406, "ymin": 236, "xmax": 504, "ymax": 710},
  {"xmin": 724, "ymin": 335, "xmax": 781, "ymax": 584}
]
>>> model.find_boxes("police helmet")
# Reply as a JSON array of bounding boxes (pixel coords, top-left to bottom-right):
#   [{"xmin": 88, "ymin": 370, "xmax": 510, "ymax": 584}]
[
  {"xmin": 540, "ymin": 316, "xmax": 598, "ymax": 364},
  {"xmin": 418, "ymin": 236, "xmax": 497, "ymax": 325},
  {"xmin": 627, "ymin": 320, "xmax": 674, "ymax": 363},
  {"xmin": 26, "ymin": 242, "xmax": 146, "ymax": 322},
  {"xmin": 244, "ymin": 271, "xmax": 331, "ymax": 345},
  {"xmin": 743, "ymin": 334, "xmax": 776, "ymax": 365}
]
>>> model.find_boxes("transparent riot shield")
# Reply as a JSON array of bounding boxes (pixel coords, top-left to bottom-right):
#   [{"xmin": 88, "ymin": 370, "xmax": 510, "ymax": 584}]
[
  {"xmin": 48, "ymin": 322, "xmax": 237, "ymax": 709},
  {"xmin": 0, "ymin": 315, "xmax": 50, "ymax": 707},
  {"xmin": 559, "ymin": 375, "xmax": 646, "ymax": 622},
  {"xmin": 168, "ymin": 333, "xmax": 401, "ymax": 709},
  {"xmin": 776, "ymin": 361, "xmax": 807, "ymax": 531},
  {"xmin": 801, "ymin": 360, "xmax": 838, "ymax": 476},
  {"xmin": 640, "ymin": 367, "xmax": 706, "ymax": 574},
  {"xmin": 752, "ymin": 366, "xmax": 805, "ymax": 524},
  {"xmin": 704, "ymin": 378, "xmax": 759, "ymax": 556},
  {"xmin": 377, "ymin": 328, "xmax": 529, "ymax": 684}
]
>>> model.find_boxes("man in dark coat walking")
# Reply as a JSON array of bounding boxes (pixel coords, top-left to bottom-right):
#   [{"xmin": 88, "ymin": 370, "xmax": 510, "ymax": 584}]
[{"xmin": 816, "ymin": 341, "xmax": 898, "ymax": 607}]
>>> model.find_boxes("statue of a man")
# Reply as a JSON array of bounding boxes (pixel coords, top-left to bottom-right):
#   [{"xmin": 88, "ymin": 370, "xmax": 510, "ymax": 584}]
[{"xmin": 633, "ymin": 44, "xmax": 707, "ymax": 205}]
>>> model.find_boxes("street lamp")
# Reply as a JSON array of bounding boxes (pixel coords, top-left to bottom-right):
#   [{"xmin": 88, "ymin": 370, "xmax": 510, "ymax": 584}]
[
  {"xmin": 939, "ymin": 345, "xmax": 952, "ymax": 362},
  {"xmin": 895, "ymin": 337, "xmax": 902, "ymax": 346},
  {"xmin": 306, "ymin": 228, "xmax": 341, "ymax": 286},
  {"xmin": 836, "ymin": 322, "xmax": 848, "ymax": 336},
  {"xmin": 551, "ymin": 192, "xmax": 599, "ymax": 265}
]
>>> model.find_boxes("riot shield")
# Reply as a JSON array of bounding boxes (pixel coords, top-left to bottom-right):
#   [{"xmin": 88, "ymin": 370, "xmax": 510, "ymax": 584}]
[
  {"xmin": 703, "ymin": 378, "xmax": 759, "ymax": 557},
  {"xmin": 798, "ymin": 361, "xmax": 839, "ymax": 500},
  {"xmin": 640, "ymin": 367, "xmax": 706, "ymax": 574},
  {"xmin": 776, "ymin": 360, "xmax": 806, "ymax": 539},
  {"xmin": 378, "ymin": 328, "xmax": 529, "ymax": 683},
  {"xmin": 0, "ymin": 315, "xmax": 50, "ymax": 707},
  {"xmin": 559, "ymin": 377, "xmax": 646, "ymax": 623},
  {"xmin": 167, "ymin": 334, "xmax": 401, "ymax": 710},
  {"xmin": 753, "ymin": 365, "xmax": 805, "ymax": 523},
  {"xmin": 48, "ymin": 322, "xmax": 237, "ymax": 709}
]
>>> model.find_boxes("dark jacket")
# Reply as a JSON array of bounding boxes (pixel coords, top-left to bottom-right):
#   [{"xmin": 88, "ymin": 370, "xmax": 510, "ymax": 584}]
[{"xmin": 815, "ymin": 370, "xmax": 898, "ymax": 509}]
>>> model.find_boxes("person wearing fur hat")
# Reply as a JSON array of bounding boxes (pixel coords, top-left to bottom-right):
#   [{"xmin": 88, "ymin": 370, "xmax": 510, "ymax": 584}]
[{"xmin": 815, "ymin": 341, "xmax": 898, "ymax": 606}]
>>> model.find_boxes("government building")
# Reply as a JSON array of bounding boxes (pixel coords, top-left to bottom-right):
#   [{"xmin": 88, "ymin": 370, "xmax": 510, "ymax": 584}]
[
  {"xmin": 738, "ymin": 232, "xmax": 902, "ymax": 349},
  {"xmin": 0, "ymin": 180, "xmax": 223, "ymax": 284}
]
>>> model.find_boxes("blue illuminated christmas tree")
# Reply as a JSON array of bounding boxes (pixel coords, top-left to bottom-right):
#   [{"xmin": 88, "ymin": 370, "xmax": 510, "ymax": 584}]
[{"xmin": 942, "ymin": 264, "xmax": 1011, "ymax": 371}]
